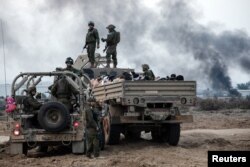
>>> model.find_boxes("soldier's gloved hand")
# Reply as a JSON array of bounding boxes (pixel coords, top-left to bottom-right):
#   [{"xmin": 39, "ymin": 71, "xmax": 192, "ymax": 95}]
[
  {"xmin": 97, "ymin": 44, "xmax": 100, "ymax": 49},
  {"xmin": 101, "ymin": 38, "xmax": 105, "ymax": 42}
]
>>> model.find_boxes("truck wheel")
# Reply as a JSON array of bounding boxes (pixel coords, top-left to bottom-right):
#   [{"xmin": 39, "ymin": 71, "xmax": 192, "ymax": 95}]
[
  {"xmin": 38, "ymin": 102, "xmax": 70, "ymax": 132},
  {"xmin": 167, "ymin": 123, "xmax": 180, "ymax": 146},
  {"xmin": 108, "ymin": 125, "xmax": 121, "ymax": 145}
]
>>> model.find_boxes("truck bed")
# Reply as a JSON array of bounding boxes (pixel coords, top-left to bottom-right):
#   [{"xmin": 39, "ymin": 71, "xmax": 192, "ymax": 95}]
[{"xmin": 93, "ymin": 80, "xmax": 196, "ymax": 105}]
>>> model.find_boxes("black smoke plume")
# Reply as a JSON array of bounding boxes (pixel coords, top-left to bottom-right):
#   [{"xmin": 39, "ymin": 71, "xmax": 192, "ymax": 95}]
[{"xmin": 1, "ymin": 0, "xmax": 250, "ymax": 97}]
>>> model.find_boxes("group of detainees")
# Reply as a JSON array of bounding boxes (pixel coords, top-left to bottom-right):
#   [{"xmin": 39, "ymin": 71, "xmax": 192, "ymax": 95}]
[{"xmin": 90, "ymin": 63, "xmax": 185, "ymax": 89}]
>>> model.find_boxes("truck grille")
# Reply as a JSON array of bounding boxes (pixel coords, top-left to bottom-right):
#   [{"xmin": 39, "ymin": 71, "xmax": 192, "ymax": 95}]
[{"xmin": 147, "ymin": 103, "xmax": 173, "ymax": 109}]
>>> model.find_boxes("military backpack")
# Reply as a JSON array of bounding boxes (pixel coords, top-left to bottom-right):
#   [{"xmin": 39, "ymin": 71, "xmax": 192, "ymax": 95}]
[{"xmin": 114, "ymin": 32, "xmax": 120, "ymax": 44}]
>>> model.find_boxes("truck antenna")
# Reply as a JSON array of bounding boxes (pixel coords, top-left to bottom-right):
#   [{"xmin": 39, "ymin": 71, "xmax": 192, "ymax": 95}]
[{"xmin": 1, "ymin": 19, "xmax": 7, "ymax": 97}]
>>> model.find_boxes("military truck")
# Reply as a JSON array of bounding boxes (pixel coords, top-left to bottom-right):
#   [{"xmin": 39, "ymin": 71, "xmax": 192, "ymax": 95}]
[
  {"xmin": 74, "ymin": 54, "xmax": 196, "ymax": 146},
  {"xmin": 4, "ymin": 71, "xmax": 90, "ymax": 155}
]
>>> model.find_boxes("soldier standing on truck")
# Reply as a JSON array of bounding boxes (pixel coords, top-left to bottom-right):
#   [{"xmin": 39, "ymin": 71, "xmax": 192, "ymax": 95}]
[
  {"xmin": 84, "ymin": 21, "xmax": 100, "ymax": 68},
  {"xmin": 101, "ymin": 24, "xmax": 120, "ymax": 68},
  {"xmin": 86, "ymin": 97, "xmax": 100, "ymax": 158},
  {"xmin": 142, "ymin": 64, "xmax": 155, "ymax": 80}
]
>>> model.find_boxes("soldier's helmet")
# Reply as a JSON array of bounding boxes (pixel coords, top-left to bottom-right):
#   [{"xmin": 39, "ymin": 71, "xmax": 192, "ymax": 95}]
[
  {"xmin": 106, "ymin": 24, "xmax": 116, "ymax": 30},
  {"xmin": 65, "ymin": 57, "xmax": 74, "ymax": 65},
  {"xmin": 27, "ymin": 86, "xmax": 37, "ymax": 94},
  {"xmin": 142, "ymin": 64, "xmax": 149, "ymax": 70},
  {"xmin": 88, "ymin": 21, "xmax": 95, "ymax": 26}
]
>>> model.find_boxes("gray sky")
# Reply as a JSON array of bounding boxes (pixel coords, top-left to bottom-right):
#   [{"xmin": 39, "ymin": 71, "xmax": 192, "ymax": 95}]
[{"xmin": 0, "ymin": 0, "xmax": 250, "ymax": 92}]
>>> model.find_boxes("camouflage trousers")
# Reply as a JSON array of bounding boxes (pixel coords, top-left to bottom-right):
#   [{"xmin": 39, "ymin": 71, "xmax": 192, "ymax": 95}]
[
  {"xmin": 86, "ymin": 129, "xmax": 100, "ymax": 157},
  {"xmin": 87, "ymin": 43, "xmax": 96, "ymax": 64},
  {"xmin": 106, "ymin": 45, "xmax": 117, "ymax": 66}
]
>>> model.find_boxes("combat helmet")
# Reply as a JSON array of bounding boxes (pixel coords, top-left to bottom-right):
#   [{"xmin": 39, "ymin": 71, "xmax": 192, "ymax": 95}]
[
  {"xmin": 142, "ymin": 64, "xmax": 150, "ymax": 70},
  {"xmin": 65, "ymin": 57, "xmax": 74, "ymax": 65},
  {"xmin": 106, "ymin": 24, "xmax": 116, "ymax": 30},
  {"xmin": 27, "ymin": 86, "xmax": 37, "ymax": 94},
  {"xmin": 88, "ymin": 21, "xmax": 95, "ymax": 26}
]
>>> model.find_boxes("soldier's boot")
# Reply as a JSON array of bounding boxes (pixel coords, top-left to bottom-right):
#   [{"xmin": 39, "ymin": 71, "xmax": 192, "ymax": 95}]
[{"xmin": 113, "ymin": 63, "xmax": 117, "ymax": 68}]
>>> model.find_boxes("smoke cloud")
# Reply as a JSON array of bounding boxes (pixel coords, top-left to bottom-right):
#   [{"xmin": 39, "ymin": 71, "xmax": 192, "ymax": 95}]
[{"xmin": 1, "ymin": 0, "xmax": 250, "ymax": 95}]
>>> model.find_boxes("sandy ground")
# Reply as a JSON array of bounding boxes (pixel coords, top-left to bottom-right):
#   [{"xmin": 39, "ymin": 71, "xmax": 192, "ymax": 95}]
[{"xmin": 0, "ymin": 110, "xmax": 250, "ymax": 167}]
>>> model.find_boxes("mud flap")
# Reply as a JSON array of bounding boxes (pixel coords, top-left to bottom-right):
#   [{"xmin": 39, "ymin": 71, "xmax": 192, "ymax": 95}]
[
  {"xmin": 72, "ymin": 140, "xmax": 86, "ymax": 154},
  {"xmin": 9, "ymin": 143, "xmax": 24, "ymax": 155}
]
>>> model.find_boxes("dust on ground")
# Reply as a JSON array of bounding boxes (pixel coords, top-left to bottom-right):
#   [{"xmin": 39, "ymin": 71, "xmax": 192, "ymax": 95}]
[{"xmin": 0, "ymin": 109, "xmax": 249, "ymax": 167}]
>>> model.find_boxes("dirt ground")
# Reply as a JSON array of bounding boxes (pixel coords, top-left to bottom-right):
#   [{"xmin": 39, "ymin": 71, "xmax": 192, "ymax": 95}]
[{"xmin": 0, "ymin": 109, "xmax": 250, "ymax": 167}]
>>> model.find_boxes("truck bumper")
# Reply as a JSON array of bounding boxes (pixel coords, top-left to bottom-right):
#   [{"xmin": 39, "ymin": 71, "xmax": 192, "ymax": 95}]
[
  {"xmin": 112, "ymin": 115, "xmax": 193, "ymax": 124},
  {"xmin": 10, "ymin": 131, "xmax": 84, "ymax": 142}
]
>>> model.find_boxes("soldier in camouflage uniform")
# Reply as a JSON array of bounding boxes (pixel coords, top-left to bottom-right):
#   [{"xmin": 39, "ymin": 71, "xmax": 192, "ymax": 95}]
[
  {"xmin": 101, "ymin": 24, "xmax": 119, "ymax": 68},
  {"xmin": 84, "ymin": 21, "xmax": 100, "ymax": 68},
  {"xmin": 24, "ymin": 86, "xmax": 42, "ymax": 112},
  {"xmin": 62, "ymin": 57, "xmax": 81, "ymax": 76},
  {"xmin": 23, "ymin": 86, "xmax": 42, "ymax": 128},
  {"xmin": 51, "ymin": 76, "xmax": 78, "ymax": 111},
  {"xmin": 142, "ymin": 64, "xmax": 155, "ymax": 80},
  {"xmin": 86, "ymin": 97, "xmax": 100, "ymax": 158}
]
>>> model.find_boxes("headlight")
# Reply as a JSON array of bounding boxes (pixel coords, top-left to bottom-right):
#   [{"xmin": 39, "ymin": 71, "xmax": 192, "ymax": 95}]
[
  {"xmin": 181, "ymin": 98, "xmax": 187, "ymax": 104},
  {"xmin": 133, "ymin": 98, "xmax": 139, "ymax": 104}
]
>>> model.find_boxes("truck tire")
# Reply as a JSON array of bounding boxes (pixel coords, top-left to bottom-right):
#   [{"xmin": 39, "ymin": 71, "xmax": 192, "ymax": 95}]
[
  {"xmin": 167, "ymin": 123, "xmax": 180, "ymax": 146},
  {"xmin": 108, "ymin": 125, "xmax": 121, "ymax": 145},
  {"xmin": 38, "ymin": 102, "xmax": 70, "ymax": 132}
]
